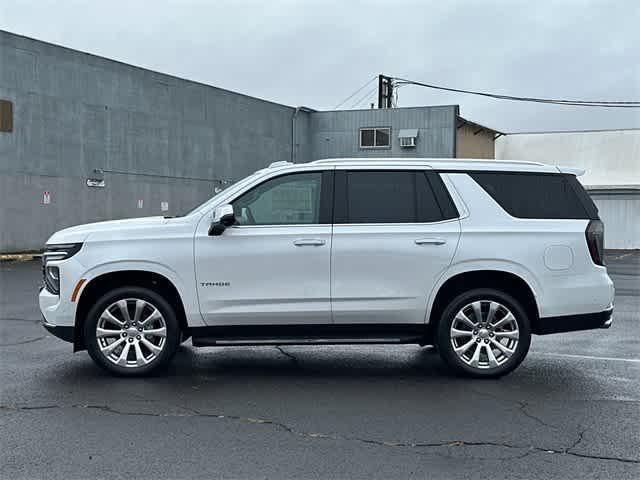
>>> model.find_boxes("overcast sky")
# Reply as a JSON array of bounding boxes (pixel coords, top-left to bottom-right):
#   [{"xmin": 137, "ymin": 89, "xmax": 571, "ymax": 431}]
[{"xmin": 1, "ymin": 0, "xmax": 638, "ymax": 132}]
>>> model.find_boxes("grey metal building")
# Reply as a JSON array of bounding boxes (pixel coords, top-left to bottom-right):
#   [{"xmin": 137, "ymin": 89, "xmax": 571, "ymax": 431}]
[{"xmin": 0, "ymin": 30, "xmax": 495, "ymax": 252}]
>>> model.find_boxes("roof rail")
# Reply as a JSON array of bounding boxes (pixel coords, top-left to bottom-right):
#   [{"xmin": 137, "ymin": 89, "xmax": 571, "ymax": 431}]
[
  {"xmin": 268, "ymin": 161, "xmax": 293, "ymax": 168},
  {"xmin": 311, "ymin": 158, "xmax": 547, "ymax": 166}
]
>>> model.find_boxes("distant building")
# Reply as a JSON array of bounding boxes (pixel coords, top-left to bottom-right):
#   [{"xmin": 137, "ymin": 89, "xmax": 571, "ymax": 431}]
[
  {"xmin": 0, "ymin": 30, "xmax": 497, "ymax": 252},
  {"xmin": 497, "ymin": 129, "xmax": 640, "ymax": 249}
]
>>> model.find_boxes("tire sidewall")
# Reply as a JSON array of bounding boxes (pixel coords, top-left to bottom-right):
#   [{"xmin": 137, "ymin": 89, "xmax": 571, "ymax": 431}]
[
  {"xmin": 437, "ymin": 288, "xmax": 532, "ymax": 378},
  {"xmin": 85, "ymin": 286, "xmax": 180, "ymax": 376}
]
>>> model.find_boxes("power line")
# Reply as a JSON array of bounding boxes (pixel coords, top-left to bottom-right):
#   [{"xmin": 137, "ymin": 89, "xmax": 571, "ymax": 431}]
[
  {"xmin": 392, "ymin": 77, "xmax": 640, "ymax": 108},
  {"xmin": 333, "ymin": 76, "xmax": 377, "ymax": 109},
  {"xmin": 349, "ymin": 85, "xmax": 379, "ymax": 109}
]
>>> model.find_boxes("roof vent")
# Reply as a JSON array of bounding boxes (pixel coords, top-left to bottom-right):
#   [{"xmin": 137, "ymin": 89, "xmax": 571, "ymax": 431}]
[{"xmin": 398, "ymin": 129, "xmax": 418, "ymax": 148}]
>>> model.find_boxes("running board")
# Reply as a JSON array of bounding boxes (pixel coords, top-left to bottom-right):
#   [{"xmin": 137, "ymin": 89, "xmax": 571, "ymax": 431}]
[{"xmin": 189, "ymin": 324, "xmax": 429, "ymax": 347}]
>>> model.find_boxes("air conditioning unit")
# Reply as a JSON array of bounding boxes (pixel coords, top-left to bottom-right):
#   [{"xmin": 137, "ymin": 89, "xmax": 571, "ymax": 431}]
[{"xmin": 398, "ymin": 129, "xmax": 418, "ymax": 148}]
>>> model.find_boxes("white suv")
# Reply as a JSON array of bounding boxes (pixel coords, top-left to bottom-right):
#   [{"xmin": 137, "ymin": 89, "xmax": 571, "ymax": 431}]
[{"xmin": 39, "ymin": 158, "xmax": 614, "ymax": 377}]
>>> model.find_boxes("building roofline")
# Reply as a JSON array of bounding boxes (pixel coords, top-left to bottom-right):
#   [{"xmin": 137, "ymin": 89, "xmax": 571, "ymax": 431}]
[
  {"xmin": 0, "ymin": 28, "xmax": 297, "ymax": 111},
  {"xmin": 457, "ymin": 116, "xmax": 503, "ymax": 135},
  {"xmin": 502, "ymin": 127, "xmax": 640, "ymax": 135},
  {"xmin": 322, "ymin": 104, "xmax": 461, "ymax": 114}
]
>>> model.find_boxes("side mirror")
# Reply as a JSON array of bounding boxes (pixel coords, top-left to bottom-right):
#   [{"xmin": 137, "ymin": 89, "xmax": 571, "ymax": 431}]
[{"xmin": 209, "ymin": 204, "xmax": 236, "ymax": 236}]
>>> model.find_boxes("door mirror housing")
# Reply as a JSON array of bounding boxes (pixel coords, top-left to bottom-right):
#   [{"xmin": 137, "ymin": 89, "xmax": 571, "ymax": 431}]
[{"xmin": 209, "ymin": 204, "xmax": 236, "ymax": 236}]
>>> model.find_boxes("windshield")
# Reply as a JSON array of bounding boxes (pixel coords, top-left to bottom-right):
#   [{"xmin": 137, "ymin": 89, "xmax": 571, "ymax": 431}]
[{"xmin": 181, "ymin": 170, "xmax": 266, "ymax": 217}]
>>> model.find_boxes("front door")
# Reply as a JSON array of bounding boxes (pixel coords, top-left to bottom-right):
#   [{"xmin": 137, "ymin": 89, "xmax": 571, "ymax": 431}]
[
  {"xmin": 194, "ymin": 170, "xmax": 333, "ymax": 325},
  {"xmin": 331, "ymin": 168, "xmax": 460, "ymax": 324}
]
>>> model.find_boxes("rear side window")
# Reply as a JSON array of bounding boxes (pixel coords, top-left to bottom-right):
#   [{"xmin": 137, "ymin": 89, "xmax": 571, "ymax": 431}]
[
  {"xmin": 334, "ymin": 170, "xmax": 458, "ymax": 224},
  {"xmin": 470, "ymin": 172, "xmax": 598, "ymax": 220}
]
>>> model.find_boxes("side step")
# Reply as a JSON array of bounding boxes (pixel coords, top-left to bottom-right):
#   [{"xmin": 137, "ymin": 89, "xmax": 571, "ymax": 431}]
[{"xmin": 189, "ymin": 324, "xmax": 429, "ymax": 347}]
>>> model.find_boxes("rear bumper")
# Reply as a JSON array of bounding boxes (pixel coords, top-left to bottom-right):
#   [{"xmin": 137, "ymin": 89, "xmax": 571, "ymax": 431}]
[
  {"xmin": 42, "ymin": 318, "xmax": 74, "ymax": 343},
  {"xmin": 534, "ymin": 305, "xmax": 613, "ymax": 335}
]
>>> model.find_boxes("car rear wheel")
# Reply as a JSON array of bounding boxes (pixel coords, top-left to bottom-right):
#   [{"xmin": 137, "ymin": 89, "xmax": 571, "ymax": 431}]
[
  {"xmin": 85, "ymin": 286, "xmax": 180, "ymax": 376},
  {"xmin": 436, "ymin": 288, "xmax": 531, "ymax": 378}
]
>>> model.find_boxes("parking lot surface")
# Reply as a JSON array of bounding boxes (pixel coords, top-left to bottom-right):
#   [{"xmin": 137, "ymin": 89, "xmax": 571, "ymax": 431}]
[{"xmin": 1, "ymin": 252, "xmax": 638, "ymax": 479}]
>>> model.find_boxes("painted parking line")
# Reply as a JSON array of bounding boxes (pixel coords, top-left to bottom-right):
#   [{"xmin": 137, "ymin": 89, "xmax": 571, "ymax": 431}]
[{"xmin": 534, "ymin": 352, "xmax": 640, "ymax": 363}]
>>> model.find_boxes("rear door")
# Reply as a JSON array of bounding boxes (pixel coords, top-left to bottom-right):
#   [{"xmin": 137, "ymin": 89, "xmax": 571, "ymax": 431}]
[{"xmin": 331, "ymin": 167, "xmax": 460, "ymax": 324}]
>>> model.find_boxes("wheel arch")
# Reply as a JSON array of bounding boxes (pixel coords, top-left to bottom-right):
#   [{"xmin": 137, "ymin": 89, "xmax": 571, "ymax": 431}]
[
  {"xmin": 426, "ymin": 267, "xmax": 541, "ymax": 337},
  {"xmin": 74, "ymin": 269, "xmax": 189, "ymax": 352}
]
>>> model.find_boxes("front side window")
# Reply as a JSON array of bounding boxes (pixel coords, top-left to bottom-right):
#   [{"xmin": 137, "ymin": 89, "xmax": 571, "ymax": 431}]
[
  {"xmin": 360, "ymin": 128, "xmax": 391, "ymax": 148},
  {"xmin": 232, "ymin": 172, "xmax": 322, "ymax": 225},
  {"xmin": 339, "ymin": 170, "xmax": 452, "ymax": 224}
]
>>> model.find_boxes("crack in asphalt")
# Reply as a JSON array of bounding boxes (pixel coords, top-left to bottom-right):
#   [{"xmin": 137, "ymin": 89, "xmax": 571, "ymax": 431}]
[
  {"xmin": 275, "ymin": 346, "xmax": 301, "ymax": 367},
  {"xmin": 0, "ymin": 335, "xmax": 48, "ymax": 347},
  {"xmin": 1, "ymin": 404, "xmax": 638, "ymax": 465},
  {"xmin": 0, "ymin": 317, "xmax": 42, "ymax": 323},
  {"xmin": 468, "ymin": 387, "xmax": 558, "ymax": 430}
]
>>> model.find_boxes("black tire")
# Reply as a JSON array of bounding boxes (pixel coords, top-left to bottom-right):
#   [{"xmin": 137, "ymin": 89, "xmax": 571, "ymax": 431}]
[
  {"xmin": 85, "ymin": 286, "xmax": 181, "ymax": 376},
  {"xmin": 436, "ymin": 288, "xmax": 531, "ymax": 378}
]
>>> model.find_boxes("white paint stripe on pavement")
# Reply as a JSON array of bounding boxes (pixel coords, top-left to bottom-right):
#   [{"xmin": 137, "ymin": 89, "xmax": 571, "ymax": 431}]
[{"xmin": 535, "ymin": 352, "xmax": 640, "ymax": 363}]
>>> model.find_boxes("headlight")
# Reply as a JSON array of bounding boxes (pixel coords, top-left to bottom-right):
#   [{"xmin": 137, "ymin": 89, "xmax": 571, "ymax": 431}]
[{"xmin": 42, "ymin": 243, "xmax": 83, "ymax": 295}]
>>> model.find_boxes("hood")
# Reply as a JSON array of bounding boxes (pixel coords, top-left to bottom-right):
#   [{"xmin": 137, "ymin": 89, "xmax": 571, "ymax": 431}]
[{"xmin": 46, "ymin": 216, "xmax": 168, "ymax": 245}]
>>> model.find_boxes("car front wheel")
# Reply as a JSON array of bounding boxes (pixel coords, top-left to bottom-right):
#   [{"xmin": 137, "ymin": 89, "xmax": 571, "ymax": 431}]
[
  {"xmin": 85, "ymin": 286, "xmax": 180, "ymax": 376},
  {"xmin": 436, "ymin": 288, "xmax": 531, "ymax": 378}
]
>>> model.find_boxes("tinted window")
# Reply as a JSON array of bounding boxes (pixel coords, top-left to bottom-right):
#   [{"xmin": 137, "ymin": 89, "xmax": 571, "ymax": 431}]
[
  {"xmin": 342, "ymin": 171, "xmax": 448, "ymax": 223},
  {"xmin": 471, "ymin": 172, "xmax": 597, "ymax": 220},
  {"xmin": 232, "ymin": 172, "xmax": 322, "ymax": 225}
]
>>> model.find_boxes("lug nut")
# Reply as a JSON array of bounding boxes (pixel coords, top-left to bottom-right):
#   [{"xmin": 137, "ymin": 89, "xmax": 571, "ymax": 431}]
[
  {"xmin": 473, "ymin": 330, "xmax": 478, "ymax": 335},
  {"xmin": 137, "ymin": 327, "xmax": 142, "ymax": 332},
  {"xmin": 122, "ymin": 332, "xmax": 127, "ymax": 337},
  {"xmin": 128, "ymin": 338, "xmax": 134, "ymax": 343},
  {"xmin": 484, "ymin": 339, "xmax": 490, "ymax": 344},
  {"xmin": 489, "ymin": 332, "xmax": 494, "ymax": 337},
  {"xmin": 132, "ymin": 322, "xmax": 137, "ymax": 326},
  {"xmin": 136, "ymin": 335, "xmax": 141, "ymax": 340},
  {"xmin": 476, "ymin": 338, "xmax": 481, "ymax": 343},
  {"xmin": 124, "ymin": 323, "xmax": 129, "ymax": 328}
]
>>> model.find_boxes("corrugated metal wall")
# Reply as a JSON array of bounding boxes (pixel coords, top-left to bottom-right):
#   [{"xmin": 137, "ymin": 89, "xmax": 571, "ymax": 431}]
[
  {"xmin": 309, "ymin": 106, "xmax": 457, "ymax": 160},
  {"xmin": 590, "ymin": 192, "xmax": 640, "ymax": 250}
]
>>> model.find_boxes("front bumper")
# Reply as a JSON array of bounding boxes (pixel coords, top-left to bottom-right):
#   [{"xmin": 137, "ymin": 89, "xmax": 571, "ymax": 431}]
[
  {"xmin": 42, "ymin": 318, "xmax": 75, "ymax": 343},
  {"xmin": 535, "ymin": 305, "xmax": 614, "ymax": 335}
]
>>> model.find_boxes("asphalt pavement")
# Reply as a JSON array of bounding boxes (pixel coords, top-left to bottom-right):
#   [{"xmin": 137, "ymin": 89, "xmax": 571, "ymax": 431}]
[{"xmin": 1, "ymin": 252, "xmax": 638, "ymax": 479}]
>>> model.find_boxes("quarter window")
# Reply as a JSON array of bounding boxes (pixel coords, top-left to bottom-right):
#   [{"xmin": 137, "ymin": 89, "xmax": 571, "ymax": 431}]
[
  {"xmin": 360, "ymin": 128, "xmax": 391, "ymax": 148},
  {"xmin": 232, "ymin": 172, "xmax": 322, "ymax": 225},
  {"xmin": 470, "ymin": 172, "xmax": 598, "ymax": 220}
]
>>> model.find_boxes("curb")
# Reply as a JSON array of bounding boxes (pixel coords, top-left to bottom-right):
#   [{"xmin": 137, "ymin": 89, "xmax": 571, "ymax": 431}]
[{"xmin": 0, "ymin": 253, "xmax": 42, "ymax": 263}]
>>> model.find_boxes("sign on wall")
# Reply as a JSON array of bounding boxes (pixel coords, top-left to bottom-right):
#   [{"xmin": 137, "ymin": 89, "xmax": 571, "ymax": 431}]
[{"xmin": 43, "ymin": 191, "xmax": 51, "ymax": 205}]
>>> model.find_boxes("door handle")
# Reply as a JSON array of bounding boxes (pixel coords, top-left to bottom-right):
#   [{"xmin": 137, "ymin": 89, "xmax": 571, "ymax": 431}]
[
  {"xmin": 294, "ymin": 239, "xmax": 326, "ymax": 247},
  {"xmin": 415, "ymin": 238, "xmax": 446, "ymax": 245}
]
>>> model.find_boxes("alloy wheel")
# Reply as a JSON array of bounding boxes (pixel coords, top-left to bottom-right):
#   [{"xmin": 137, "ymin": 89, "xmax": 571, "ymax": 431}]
[
  {"xmin": 96, "ymin": 298, "xmax": 167, "ymax": 368},
  {"xmin": 449, "ymin": 300, "xmax": 520, "ymax": 369}
]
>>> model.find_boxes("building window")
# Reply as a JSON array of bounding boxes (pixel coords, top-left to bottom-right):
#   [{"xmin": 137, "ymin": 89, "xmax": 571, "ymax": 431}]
[
  {"xmin": 0, "ymin": 100, "xmax": 13, "ymax": 133},
  {"xmin": 360, "ymin": 128, "xmax": 391, "ymax": 148}
]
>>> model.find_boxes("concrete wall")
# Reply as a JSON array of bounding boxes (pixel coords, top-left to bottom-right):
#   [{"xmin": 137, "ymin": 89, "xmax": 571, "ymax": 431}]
[
  {"xmin": 0, "ymin": 30, "xmax": 460, "ymax": 253},
  {"xmin": 456, "ymin": 124, "xmax": 494, "ymax": 159},
  {"xmin": 496, "ymin": 129, "xmax": 640, "ymax": 188},
  {"xmin": 0, "ymin": 30, "xmax": 297, "ymax": 252},
  {"xmin": 308, "ymin": 106, "xmax": 458, "ymax": 160}
]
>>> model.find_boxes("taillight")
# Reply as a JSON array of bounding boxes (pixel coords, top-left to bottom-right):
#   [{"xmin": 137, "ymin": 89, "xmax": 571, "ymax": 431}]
[{"xmin": 586, "ymin": 220, "xmax": 605, "ymax": 266}]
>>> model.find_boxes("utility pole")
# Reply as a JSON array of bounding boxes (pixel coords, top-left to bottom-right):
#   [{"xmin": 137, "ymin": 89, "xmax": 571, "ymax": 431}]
[{"xmin": 377, "ymin": 74, "xmax": 394, "ymax": 109}]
